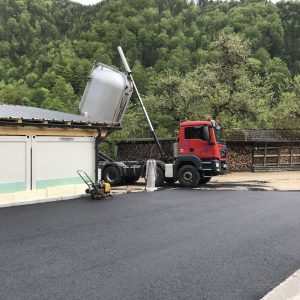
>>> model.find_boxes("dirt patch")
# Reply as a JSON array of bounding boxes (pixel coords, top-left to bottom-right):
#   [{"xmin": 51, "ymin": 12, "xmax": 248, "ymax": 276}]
[
  {"xmin": 210, "ymin": 171, "xmax": 300, "ymax": 191},
  {"xmin": 112, "ymin": 171, "xmax": 300, "ymax": 193}
]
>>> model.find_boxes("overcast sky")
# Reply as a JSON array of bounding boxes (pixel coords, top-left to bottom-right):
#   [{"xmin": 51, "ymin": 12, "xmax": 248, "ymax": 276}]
[{"xmin": 70, "ymin": 0, "xmax": 101, "ymax": 5}]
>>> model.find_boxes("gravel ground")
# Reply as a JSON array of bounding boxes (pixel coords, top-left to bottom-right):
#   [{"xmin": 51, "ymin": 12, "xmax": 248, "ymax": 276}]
[{"xmin": 210, "ymin": 171, "xmax": 300, "ymax": 191}]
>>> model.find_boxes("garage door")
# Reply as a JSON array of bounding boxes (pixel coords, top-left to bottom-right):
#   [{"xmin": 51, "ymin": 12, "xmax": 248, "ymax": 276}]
[
  {"xmin": 32, "ymin": 136, "xmax": 95, "ymax": 189},
  {"xmin": 0, "ymin": 136, "xmax": 31, "ymax": 193}
]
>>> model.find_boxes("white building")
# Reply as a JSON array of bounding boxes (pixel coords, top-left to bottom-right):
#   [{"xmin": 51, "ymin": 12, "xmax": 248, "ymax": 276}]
[{"xmin": 0, "ymin": 104, "xmax": 115, "ymax": 201}]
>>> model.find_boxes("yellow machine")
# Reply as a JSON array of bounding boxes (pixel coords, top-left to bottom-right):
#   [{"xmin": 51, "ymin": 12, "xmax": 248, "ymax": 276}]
[
  {"xmin": 77, "ymin": 170, "xmax": 112, "ymax": 199},
  {"xmin": 104, "ymin": 182, "xmax": 111, "ymax": 194}
]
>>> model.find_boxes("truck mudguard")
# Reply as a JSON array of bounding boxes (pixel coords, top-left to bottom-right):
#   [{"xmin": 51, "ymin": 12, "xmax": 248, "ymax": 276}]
[
  {"xmin": 174, "ymin": 155, "xmax": 202, "ymax": 176},
  {"xmin": 156, "ymin": 160, "xmax": 166, "ymax": 171}
]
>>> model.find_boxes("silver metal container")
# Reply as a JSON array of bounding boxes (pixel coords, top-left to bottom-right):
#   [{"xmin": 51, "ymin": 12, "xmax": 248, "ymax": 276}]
[{"xmin": 79, "ymin": 63, "xmax": 133, "ymax": 125}]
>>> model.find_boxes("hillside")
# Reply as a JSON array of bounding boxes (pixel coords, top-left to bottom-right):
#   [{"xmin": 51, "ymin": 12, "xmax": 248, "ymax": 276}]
[{"xmin": 0, "ymin": 0, "xmax": 300, "ymax": 137}]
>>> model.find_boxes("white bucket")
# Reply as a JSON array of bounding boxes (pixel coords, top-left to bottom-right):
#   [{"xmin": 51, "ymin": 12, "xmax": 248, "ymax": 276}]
[{"xmin": 146, "ymin": 159, "xmax": 157, "ymax": 192}]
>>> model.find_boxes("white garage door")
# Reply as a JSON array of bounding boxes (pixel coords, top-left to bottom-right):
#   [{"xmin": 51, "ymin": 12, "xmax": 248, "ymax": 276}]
[
  {"xmin": 0, "ymin": 136, "xmax": 31, "ymax": 193},
  {"xmin": 32, "ymin": 136, "xmax": 95, "ymax": 189}
]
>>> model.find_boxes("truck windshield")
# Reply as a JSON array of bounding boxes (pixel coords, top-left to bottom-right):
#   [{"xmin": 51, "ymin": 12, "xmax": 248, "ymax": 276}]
[
  {"xmin": 185, "ymin": 126, "xmax": 208, "ymax": 140},
  {"xmin": 214, "ymin": 127, "xmax": 224, "ymax": 143}
]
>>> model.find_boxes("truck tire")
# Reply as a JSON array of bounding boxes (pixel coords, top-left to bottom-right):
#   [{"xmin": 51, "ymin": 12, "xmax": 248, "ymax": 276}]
[
  {"xmin": 198, "ymin": 177, "xmax": 211, "ymax": 185},
  {"xmin": 103, "ymin": 165, "xmax": 122, "ymax": 186},
  {"xmin": 178, "ymin": 165, "xmax": 200, "ymax": 188},
  {"xmin": 155, "ymin": 167, "xmax": 165, "ymax": 187}
]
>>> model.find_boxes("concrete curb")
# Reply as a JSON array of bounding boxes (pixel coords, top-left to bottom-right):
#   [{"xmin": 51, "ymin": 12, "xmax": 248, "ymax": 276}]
[
  {"xmin": 1, "ymin": 183, "xmax": 298, "ymax": 209},
  {"xmin": 262, "ymin": 269, "xmax": 300, "ymax": 300},
  {"xmin": 0, "ymin": 194, "xmax": 86, "ymax": 208},
  {"xmin": 0, "ymin": 186, "xmax": 148, "ymax": 208}
]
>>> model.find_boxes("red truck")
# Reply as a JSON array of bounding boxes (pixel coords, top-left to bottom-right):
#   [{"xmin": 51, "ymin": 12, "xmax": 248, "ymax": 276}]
[
  {"xmin": 93, "ymin": 47, "xmax": 227, "ymax": 187},
  {"xmin": 100, "ymin": 119, "xmax": 227, "ymax": 188}
]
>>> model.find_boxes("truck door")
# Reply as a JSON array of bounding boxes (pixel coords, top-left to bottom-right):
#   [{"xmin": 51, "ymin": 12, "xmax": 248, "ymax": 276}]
[{"xmin": 184, "ymin": 126, "xmax": 213, "ymax": 159}]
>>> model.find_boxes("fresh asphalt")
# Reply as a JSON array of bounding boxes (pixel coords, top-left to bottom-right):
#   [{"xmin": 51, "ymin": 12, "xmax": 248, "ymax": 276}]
[{"xmin": 1, "ymin": 190, "xmax": 300, "ymax": 300}]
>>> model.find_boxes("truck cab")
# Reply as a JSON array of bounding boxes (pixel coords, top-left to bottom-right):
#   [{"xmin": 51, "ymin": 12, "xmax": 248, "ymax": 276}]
[{"xmin": 170, "ymin": 121, "xmax": 227, "ymax": 187}]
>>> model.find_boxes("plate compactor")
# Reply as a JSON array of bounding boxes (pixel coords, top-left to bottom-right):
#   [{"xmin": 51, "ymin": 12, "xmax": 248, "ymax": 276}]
[{"xmin": 77, "ymin": 170, "xmax": 112, "ymax": 199}]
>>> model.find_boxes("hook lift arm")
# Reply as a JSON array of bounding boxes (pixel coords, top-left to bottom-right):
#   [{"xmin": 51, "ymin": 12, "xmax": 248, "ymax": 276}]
[{"xmin": 117, "ymin": 46, "xmax": 167, "ymax": 162}]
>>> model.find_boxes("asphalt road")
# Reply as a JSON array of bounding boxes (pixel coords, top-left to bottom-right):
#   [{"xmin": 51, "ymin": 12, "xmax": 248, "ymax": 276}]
[{"xmin": 1, "ymin": 190, "xmax": 300, "ymax": 300}]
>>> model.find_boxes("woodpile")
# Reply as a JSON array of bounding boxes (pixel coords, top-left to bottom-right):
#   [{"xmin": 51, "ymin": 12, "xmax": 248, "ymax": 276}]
[
  {"xmin": 227, "ymin": 143, "xmax": 252, "ymax": 171},
  {"xmin": 117, "ymin": 141, "xmax": 174, "ymax": 162},
  {"xmin": 293, "ymin": 146, "xmax": 300, "ymax": 164},
  {"xmin": 116, "ymin": 140, "xmax": 253, "ymax": 171},
  {"xmin": 115, "ymin": 140, "xmax": 300, "ymax": 172},
  {"xmin": 252, "ymin": 142, "xmax": 300, "ymax": 167},
  {"xmin": 280, "ymin": 148, "xmax": 291, "ymax": 165}
]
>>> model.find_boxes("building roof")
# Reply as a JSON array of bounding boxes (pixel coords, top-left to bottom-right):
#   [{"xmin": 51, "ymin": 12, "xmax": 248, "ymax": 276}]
[
  {"xmin": 0, "ymin": 104, "xmax": 118, "ymax": 128},
  {"xmin": 226, "ymin": 129, "xmax": 300, "ymax": 142},
  {"xmin": 115, "ymin": 138, "xmax": 176, "ymax": 144}
]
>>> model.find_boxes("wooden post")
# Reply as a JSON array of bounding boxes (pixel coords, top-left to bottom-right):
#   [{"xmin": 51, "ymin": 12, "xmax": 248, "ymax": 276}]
[
  {"xmin": 264, "ymin": 143, "xmax": 267, "ymax": 167},
  {"xmin": 252, "ymin": 144, "xmax": 255, "ymax": 171}
]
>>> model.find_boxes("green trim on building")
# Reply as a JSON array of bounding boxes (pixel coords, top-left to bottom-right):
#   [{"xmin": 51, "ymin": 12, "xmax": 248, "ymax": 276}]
[
  {"xmin": 36, "ymin": 176, "xmax": 93, "ymax": 189},
  {"xmin": 0, "ymin": 176, "xmax": 94, "ymax": 194},
  {"xmin": 0, "ymin": 182, "xmax": 26, "ymax": 194}
]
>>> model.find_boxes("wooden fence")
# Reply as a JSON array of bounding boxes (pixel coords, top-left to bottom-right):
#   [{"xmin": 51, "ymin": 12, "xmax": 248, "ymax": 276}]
[{"xmin": 253, "ymin": 143, "xmax": 300, "ymax": 171}]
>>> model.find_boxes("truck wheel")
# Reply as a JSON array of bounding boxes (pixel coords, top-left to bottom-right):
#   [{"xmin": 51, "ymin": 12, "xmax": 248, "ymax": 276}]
[
  {"xmin": 178, "ymin": 165, "xmax": 200, "ymax": 188},
  {"xmin": 198, "ymin": 177, "xmax": 211, "ymax": 185},
  {"xmin": 155, "ymin": 167, "xmax": 165, "ymax": 187},
  {"xmin": 103, "ymin": 166, "xmax": 122, "ymax": 185}
]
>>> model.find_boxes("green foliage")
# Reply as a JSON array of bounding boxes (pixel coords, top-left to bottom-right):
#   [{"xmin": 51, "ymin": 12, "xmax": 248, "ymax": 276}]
[
  {"xmin": 0, "ymin": 0, "xmax": 300, "ymax": 137},
  {"xmin": 145, "ymin": 33, "xmax": 275, "ymax": 131}
]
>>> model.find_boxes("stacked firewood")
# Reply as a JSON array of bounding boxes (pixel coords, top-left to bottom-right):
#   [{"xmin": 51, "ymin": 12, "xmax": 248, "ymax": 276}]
[
  {"xmin": 225, "ymin": 144, "xmax": 252, "ymax": 171},
  {"xmin": 117, "ymin": 141, "xmax": 174, "ymax": 162},
  {"xmin": 114, "ymin": 137, "xmax": 300, "ymax": 170},
  {"xmin": 280, "ymin": 148, "xmax": 291, "ymax": 165},
  {"xmin": 117, "ymin": 140, "xmax": 253, "ymax": 171}
]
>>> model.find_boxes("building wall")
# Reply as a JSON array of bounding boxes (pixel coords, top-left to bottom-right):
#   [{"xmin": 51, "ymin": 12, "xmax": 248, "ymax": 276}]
[
  {"xmin": 0, "ymin": 129, "xmax": 97, "ymax": 195},
  {"xmin": 253, "ymin": 142, "xmax": 300, "ymax": 171},
  {"xmin": 0, "ymin": 136, "xmax": 30, "ymax": 193}
]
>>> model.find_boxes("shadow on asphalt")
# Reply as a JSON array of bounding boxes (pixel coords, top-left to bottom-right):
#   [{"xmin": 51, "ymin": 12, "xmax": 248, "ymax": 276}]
[
  {"xmin": 112, "ymin": 177, "xmax": 300, "ymax": 193},
  {"xmin": 163, "ymin": 180, "xmax": 269, "ymax": 189},
  {"xmin": 114, "ymin": 180, "xmax": 273, "ymax": 192}
]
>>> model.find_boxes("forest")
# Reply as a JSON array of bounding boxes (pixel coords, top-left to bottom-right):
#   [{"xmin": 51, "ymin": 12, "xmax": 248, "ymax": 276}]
[{"xmin": 0, "ymin": 0, "xmax": 300, "ymax": 139}]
